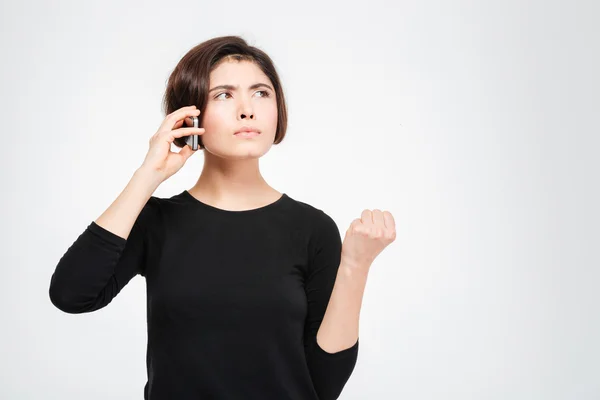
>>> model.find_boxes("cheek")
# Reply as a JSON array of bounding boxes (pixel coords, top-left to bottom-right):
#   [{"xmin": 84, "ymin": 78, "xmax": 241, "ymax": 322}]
[
  {"xmin": 264, "ymin": 102, "xmax": 278, "ymax": 126},
  {"xmin": 200, "ymin": 109, "xmax": 224, "ymax": 130}
]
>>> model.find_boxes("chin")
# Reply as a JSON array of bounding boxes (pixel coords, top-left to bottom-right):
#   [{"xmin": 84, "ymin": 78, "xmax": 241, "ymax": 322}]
[{"xmin": 204, "ymin": 144, "xmax": 274, "ymax": 159}]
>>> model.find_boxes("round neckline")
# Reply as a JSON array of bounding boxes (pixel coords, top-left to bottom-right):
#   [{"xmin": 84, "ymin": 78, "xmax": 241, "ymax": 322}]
[{"xmin": 181, "ymin": 190, "xmax": 288, "ymax": 215}]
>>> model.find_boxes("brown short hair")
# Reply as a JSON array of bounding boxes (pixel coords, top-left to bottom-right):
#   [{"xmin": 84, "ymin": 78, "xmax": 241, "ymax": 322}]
[{"xmin": 162, "ymin": 36, "xmax": 288, "ymax": 150}]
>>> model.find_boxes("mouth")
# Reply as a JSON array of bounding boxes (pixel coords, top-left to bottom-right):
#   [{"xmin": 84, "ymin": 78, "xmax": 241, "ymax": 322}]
[
  {"xmin": 234, "ymin": 125, "xmax": 261, "ymax": 135},
  {"xmin": 234, "ymin": 131, "xmax": 260, "ymax": 138}
]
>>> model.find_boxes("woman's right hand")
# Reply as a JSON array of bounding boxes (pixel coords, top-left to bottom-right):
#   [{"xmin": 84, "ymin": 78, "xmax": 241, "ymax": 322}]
[{"xmin": 139, "ymin": 105, "xmax": 205, "ymax": 183}]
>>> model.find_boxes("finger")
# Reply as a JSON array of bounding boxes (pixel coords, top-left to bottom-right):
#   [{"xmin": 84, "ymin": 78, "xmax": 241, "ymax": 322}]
[
  {"xmin": 372, "ymin": 209, "xmax": 385, "ymax": 227},
  {"xmin": 174, "ymin": 116, "xmax": 192, "ymax": 129},
  {"xmin": 361, "ymin": 209, "xmax": 373, "ymax": 225},
  {"xmin": 164, "ymin": 109, "xmax": 198, "ymax": 136},
  {"xmin": 159, "ymin": 107, "xmax": 200, "ymax": 132},
  {"xmin": 178, "ymin": 143, "xmax": 194, "ymax": 160},
  {"xmin": 173, "ymin": 119, "xmax": 184, "ymax": 129},
  {"xmin": 348, "ymin": 218, "xmax": 362, "ymax": 234},
  {"xmin": 160, "ymin": 127, "xmax": 205, "ymax": 141},
  {"xmin": 182, "ymin": 116, "xmax": 196, "ymax": 127},
  {"xmin": 172, "ymin": 127, "xmax": 205, "ymax": 137},
  {"xmin": 172, "ymin": 115, "xmax": 197, "ymax": 130},
  {"xmin": 383, "ymin": 211, "xmax": 395, "ymax": 229}
]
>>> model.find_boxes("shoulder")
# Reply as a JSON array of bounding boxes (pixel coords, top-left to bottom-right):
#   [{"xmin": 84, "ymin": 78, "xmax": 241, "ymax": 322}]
[
  {"xmin": 132, "ymin": 195, "xmax": 162, "ymax": 232},
  {"xmin": 285, "ymin": 194, "xmax": 341, "ymax": 245},
  {"xmin": 140, "ymin": 190, "xmax": 190, "ymax": 218},
  {"xmin": 141, "ymin": 195, "xmax": 163, "ymax": 216},
  {"xmin": 286, "ymin": 193, "xmax": 337, "ymax": 223},
  {"xmin": 286, "ymin": 197, "xmax": 343, "ymax": 273}
]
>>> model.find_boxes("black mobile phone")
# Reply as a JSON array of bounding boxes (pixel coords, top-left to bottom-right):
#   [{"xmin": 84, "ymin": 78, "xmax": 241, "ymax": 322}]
[
  {"xmin": 183, "ymin": 115, "xmax": 200, "ymax": 151},
  {"xmin": 174, "ymin": 117, "xmax": 200, "ymax": 151}
]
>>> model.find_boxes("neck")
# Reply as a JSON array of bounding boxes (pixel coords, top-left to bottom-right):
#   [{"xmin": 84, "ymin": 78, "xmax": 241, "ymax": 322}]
[{"xmin": 189, "ymin": 153, "xmax": 277, "ymax": 205}]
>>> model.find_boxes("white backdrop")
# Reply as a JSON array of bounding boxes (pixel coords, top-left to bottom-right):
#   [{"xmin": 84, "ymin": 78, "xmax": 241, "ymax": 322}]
[{"xmin": 1, "ymin": 0, "xmax": 599, "ymax": 398}]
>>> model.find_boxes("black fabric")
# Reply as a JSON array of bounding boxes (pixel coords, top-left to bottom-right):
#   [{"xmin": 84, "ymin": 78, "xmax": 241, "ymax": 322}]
[{"xmin": 49, "ymin": 190, "xmax": 359, "ymax": 399}]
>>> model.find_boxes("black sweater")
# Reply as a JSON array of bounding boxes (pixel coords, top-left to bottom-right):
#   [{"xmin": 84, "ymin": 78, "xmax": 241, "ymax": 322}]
[{"xmin": 49, "ymin": 190, "xmax": 359, "ymax": 399}]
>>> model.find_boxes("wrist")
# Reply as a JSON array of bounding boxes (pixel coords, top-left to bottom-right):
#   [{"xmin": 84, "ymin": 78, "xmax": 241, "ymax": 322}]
[
  {"xmin": 338, "ymin": 260, "xmax": 371, "ymax": 280},
  {"xmin": 133, "ymin": 166, "xmax": 164, "ymax": 190}
]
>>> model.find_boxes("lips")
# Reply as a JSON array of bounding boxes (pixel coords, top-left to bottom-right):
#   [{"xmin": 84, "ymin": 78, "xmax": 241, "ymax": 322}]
[
  {"xmin": 234, "ymin": 126, "xmax": 261, "ymax": 135},
  {"xmin": 234, "ymin": 131, "xmax": 260, "ymax": 138}
]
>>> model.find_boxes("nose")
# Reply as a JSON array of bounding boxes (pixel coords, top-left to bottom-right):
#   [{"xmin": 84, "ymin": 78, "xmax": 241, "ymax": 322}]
[{"xmin": 238, "ymin": 97, "xmax": 254, "ymax": 120}]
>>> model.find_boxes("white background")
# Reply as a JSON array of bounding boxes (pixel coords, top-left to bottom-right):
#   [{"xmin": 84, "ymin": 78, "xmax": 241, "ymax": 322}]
[{"xmin": 1, "ymin": 0, "xmax": 599, "ymax": 398}]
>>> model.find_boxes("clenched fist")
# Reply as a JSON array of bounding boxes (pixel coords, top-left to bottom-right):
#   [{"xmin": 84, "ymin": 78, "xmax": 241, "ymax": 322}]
[{"xmin": 340, "ymin": 209, "xmax": 396, "ymax": 274}]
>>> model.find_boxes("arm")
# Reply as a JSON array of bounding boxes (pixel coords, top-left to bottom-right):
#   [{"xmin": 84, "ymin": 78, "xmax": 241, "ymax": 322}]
[
  {"xmin": 48, "ymin": 167, "xmax": 162, "ymax": 314},
  {"xmin": 304, "ymin": 211, "xmax": 359, "ymax": 400},
  {"xmin": 94, "ymin": 166, "xmax": 163, "ymax": 240},
  {"xmin": 318, "ymin": 207, "xmax": 396, "ymax": 352},
  {"xmin": 316, "ymin": 263, "xmax": 368, "ymax": 354},
  {"xmin": 316, "ymin": 206, "xmax": 397, "ymax": 381}
]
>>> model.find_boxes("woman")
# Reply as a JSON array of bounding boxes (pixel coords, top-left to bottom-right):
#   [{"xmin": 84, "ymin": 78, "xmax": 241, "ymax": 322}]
[{"xmin": 49, "ymin": 35, "xmax": 396, "ymax": 400}]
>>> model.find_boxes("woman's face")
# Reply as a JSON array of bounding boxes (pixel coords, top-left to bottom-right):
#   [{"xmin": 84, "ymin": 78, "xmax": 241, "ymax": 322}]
[{"xmin": 200, "ymin": 60, "xmax": 278, "ymax": 159}]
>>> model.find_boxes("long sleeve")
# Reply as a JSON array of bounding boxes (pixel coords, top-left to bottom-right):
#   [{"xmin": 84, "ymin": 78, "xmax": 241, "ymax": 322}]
[
  {"xmin": 304, "ymin": 210, "xmax": 359, "ymax": 400},
  {"xmin": 48, "ymin": 196, "xmax": 159, "ymax": 314}
]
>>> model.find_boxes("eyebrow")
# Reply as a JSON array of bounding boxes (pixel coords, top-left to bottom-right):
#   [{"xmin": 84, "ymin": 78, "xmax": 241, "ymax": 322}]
[{"xmin": 208, "ymin": 83, "xmax": 274, "ymax": 93}]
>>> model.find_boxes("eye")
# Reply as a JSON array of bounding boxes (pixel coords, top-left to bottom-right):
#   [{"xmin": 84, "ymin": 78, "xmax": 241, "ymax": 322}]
[
  {"xmin": 256, "ymin": 90, "xmax": 271, "ymax": 98},
  {"xmin": 214, "ymin": 90, "xmax": 271, "ymax": 100},
  {"xmin": 215, "ymin": 92, "xmax": 231, "ymax": 100}
]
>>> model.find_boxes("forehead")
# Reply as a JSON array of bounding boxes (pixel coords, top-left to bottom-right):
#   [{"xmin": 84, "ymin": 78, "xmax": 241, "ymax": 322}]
[{"xmin": 209, "ymin": 60, "xmax": 271, "ymax": 86}]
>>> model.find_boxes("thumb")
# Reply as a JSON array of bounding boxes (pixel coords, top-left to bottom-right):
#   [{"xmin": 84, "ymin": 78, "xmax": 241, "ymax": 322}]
[{"xmin": 178, "ymin": 144, "xmax": 195, "ymax": 162}]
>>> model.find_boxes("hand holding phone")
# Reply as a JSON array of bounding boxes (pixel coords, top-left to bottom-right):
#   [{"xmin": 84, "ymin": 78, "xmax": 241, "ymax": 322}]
[{"xmin": 139, "ymin": 105, "xmax": 205, "ymax": 183}]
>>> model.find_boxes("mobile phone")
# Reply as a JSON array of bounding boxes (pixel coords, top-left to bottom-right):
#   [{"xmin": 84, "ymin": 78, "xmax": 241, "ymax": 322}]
[{"xmin": 184, "ymin": 116, "xmax": 200, "ymax": 151}]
